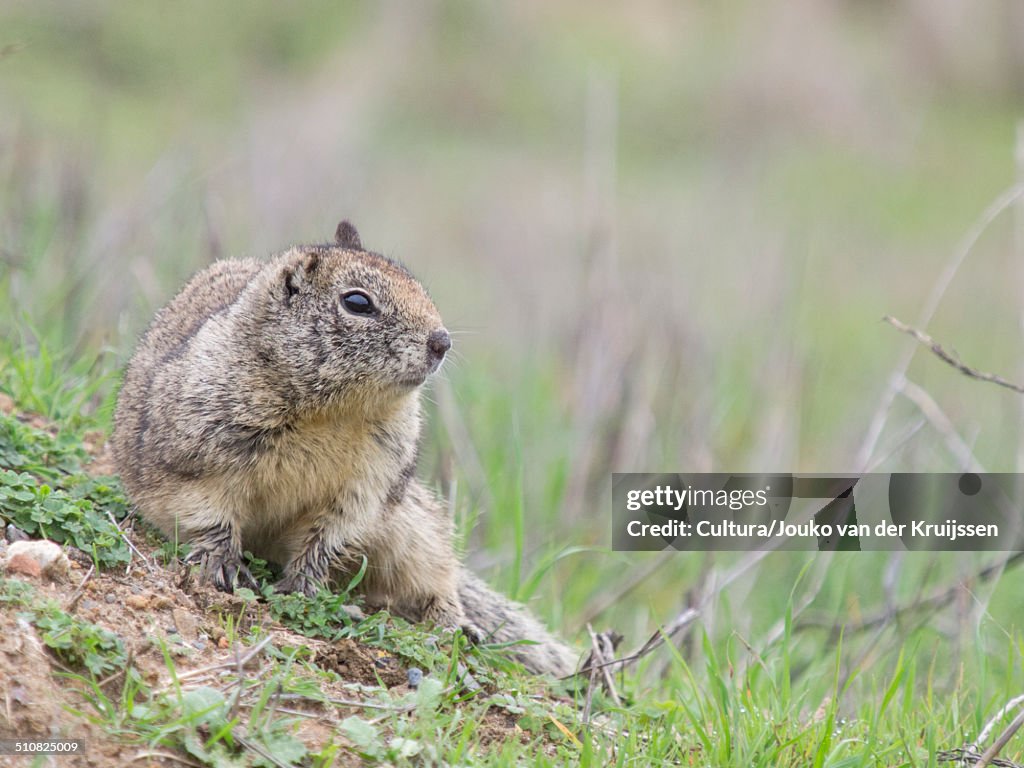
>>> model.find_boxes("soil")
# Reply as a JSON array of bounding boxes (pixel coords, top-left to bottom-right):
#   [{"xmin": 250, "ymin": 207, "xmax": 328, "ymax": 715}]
[{"xmin": 0, "ymin": 407, "xmax": 549, "ymax": 766}]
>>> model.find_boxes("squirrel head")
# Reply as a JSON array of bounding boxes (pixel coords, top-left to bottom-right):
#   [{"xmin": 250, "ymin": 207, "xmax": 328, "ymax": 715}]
[{"xmin": 257, "ymin": 222, "xmax": 451, "ymax": 406}]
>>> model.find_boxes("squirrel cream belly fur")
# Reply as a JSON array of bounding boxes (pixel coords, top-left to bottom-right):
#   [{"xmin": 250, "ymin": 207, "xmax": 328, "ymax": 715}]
[{"xmin": 110, "ymin": 221, "xmax": 577, "ymax": 677}]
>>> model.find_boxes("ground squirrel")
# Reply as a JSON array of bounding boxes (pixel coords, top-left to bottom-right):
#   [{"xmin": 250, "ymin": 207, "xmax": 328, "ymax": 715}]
[{"xmin": 111, "ymin": 221, "xmax": 577, "ymax": 677}]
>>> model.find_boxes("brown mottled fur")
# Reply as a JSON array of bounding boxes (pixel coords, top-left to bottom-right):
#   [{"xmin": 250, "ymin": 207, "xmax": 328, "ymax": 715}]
[{"xmin": 111, "ymin": 222, "xmax": 576, "ymax": 677}]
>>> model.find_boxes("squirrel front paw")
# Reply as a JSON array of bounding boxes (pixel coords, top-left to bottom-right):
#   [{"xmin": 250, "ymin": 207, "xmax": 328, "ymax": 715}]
[
  {"xmin": 184, "ymin": 545, "xmax": 257, "ymax": 592},
  {"xmin": 275, "ymin": 569, "xmax": 323, "ymax": 598}
]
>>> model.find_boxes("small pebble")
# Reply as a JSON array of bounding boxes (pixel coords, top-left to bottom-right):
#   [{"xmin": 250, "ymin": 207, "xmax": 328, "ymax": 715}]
[
  {"xmin": 6, "ymin": 553, "xmax": 42, "ymax": 578},
  {"xmin": 342, "ymin": 604, "xmax": 365, "ymax": 622},
  {"xmin": 171, "ymin": 607, "xmax": 199, "ymax": 641},
  {"xmin": 79, "ymin": 599, "xmax": 97, "ymax": 612},
  {"xmin": 456, "ymin": 662, "xmax": 481, "ymax": 692},
  {"xmin": 125, "ymin": 594, "xmax": 150, "ymax": 610},
  {"xmin": 407, "ymin": 668, "xmax": 423, "ymax": 688},
  {"xmin": 104, "ymin": 593, "xmax": 117, "ymax": 604},
  {"xmin": 4, "ymin": 540, "xmax": 70, "ymax": 580},
  {"xmin": 5, "ymin": 523, "xmax": 29, "ymax": 543}
]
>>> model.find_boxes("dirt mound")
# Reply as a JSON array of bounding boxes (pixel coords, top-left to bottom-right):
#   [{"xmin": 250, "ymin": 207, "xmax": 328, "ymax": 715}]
[
  {"xmin": 0, "ymin": 529, "xmax": 419, "ymax": 765},
  {"xmin": 0, "ymin": 406, "xmax": 563, "ymax": 765}
]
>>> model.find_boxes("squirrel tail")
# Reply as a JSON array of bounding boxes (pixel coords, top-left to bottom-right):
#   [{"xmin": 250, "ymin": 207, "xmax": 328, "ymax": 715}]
[{"xmin": 457, "ymin": 570, "xmax": 578, "ymax": 678}]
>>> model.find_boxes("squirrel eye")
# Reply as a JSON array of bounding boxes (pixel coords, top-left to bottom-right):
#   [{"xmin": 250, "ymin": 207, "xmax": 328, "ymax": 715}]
[{"xmin": 341, "ymin": 290, "xmax": 376, "ymax": 315}]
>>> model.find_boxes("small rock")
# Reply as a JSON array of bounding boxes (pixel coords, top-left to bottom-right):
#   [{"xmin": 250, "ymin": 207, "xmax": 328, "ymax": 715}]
[
  {"xmin": 79, "ymin": 599, "xmax": 97, "ymax": 612},
  {"xmin": 3, "ymin": 540, "xmax": 70, "ymax": 580},
  {"xmin": 5, "ymin": 524, "xmax": 30, "ymax": 543},
  {"xmin": 9, "ymin": 688, "xmax": 30, "ymax": 708},
  {"xmin": 125, "ymin": 594, "xmax": 150, "ymax": 610},
  {"xmin": 104, "ymin": 593, "xmax": 117, "ymax": 604},
  {"xmin": 6, "ymin": 553, "xmax": 42, "ymax": 578},
  {"xmin": 193, "ymin": 638, "xmax": 207, "ymax": 652},
  {"xmin": 172, "ymin": 608, "xmax": 198, "ymax": 642},
  {"xmin": 9, "ymin": 685, "xmax": 29, "ymax": 706},
  {"xmin": 342, "ymin": 604, "xmax": 366, "ymax": 621},
  {"xmin": 151, "ymin": 596, "xmax": 174, "ymax": 610},
  {"xmin": 218, "ymin": 636, "xmax": 230, "ymax": 649},
  {"xmin": 456, "ymin": 663, "xmax": 481, "ymax": 692},
  {"xmin": 407, "ymin": 668, "xmax": 423, "ymax": 688}
]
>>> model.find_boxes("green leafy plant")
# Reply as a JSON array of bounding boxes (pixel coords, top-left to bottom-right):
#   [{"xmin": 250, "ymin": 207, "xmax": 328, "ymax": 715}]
[
  {"xmin": 265, "ymin": 586, "xmax": 362, "ymax": 641},
  {"xmin": 2, "ymin": 578, "xmax": 127, "ymax": 678},
  {"xmin": 0, "ymin": 468, "xmax": 130, "ymax": 568},
  {"xmin": 0, "ymin": 411, "xmax": 89, "ymax": 478},
  {"xmin": 34, "ymin": 609, "xmax": 128, "ymax": 677}
]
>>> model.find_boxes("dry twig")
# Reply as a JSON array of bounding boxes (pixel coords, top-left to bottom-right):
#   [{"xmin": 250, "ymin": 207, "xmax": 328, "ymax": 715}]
[
  {"xmin": 973, "ymin": 706, "xmax": 1024, "ymax": 768},
  {"xmin": 937, "ymin": 747, "xmax": 1021, "ymax": 768},
  {"xmin": 64, "ymin": 564, "xmax": 95, "ymax": 613},
  {"xmin": 567, "ymin": 608, "xmax": 698, "ymax": 678},
  {"xmin": 978, "ymin": 696, "xmax": 1024, "ymax": 751},
  {"xmin": 580, "ymin": 625, "xmax": 625, "ymax": 731},
  {"xmin": 795, "ymin": 552, "xmax": 1024, "ymax": 638},
  {"xmin": 132, "ymin": 750, "xmax": 205, "ymax": 767},
  {"xmin": 884, "ymin": 316, "xmax": 1024, "ymax": 394},
  {"xmin": 858, "ymin": 183, "xmax": 1024, "ymax": 469},
  {"xmin": 583, "ymin": 624, "xmax": 622, "ymax": 710}
]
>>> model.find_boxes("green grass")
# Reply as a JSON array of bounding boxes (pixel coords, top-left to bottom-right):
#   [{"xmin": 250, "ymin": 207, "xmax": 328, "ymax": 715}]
[
  {"xmin": 2, "ymin": 354, "xmax": 1024, "ymax": 766},
  {"xmin": 8, "ymin": 549, "xmax": 1015, "ymax": 766},
  {"xmin": 0, "ymin": 335, "xmax": 118, "ymax": 428},
  {"xmin": 4, "ymin": 4, "xmax": 1024, "ymax": 764}
]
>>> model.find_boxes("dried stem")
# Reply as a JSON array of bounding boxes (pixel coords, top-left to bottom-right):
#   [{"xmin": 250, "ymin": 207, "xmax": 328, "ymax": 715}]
[
  {"xmin": 884, "ymin": 316, "xmax": 1024, "ymax": 394},
  {"xmin": 973, "ymin": 707, "xmax": 1024, "ymax": 768},
  {"xmin": 857, "ymin": 183, "xmax": 1024, "ymax": 469}
]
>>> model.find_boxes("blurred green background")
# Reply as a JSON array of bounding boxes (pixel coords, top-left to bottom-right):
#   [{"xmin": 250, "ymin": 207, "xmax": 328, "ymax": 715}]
[{"xmin": 3, "ymin": 1, "xmax": 1024, "ymax": 700}]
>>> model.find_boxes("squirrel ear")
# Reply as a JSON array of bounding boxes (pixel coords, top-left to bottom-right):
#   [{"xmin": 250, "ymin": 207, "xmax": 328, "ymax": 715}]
[
  {"xmin": 283, "ymin": 251, "xmax": 320, "ymax": 304},
  {"xmin": 335, "ymin": 220, "xmax": 362, "ymax": 250}
]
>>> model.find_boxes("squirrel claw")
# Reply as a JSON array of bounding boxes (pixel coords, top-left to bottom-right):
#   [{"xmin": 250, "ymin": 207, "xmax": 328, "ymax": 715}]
[
  {"xmin": 461, "ymin": 623, "xmax": 486, "ymax": 645},
  {"xmin": 436, "ymin": 622, "xmax": 485, "ymax": 645},
  {"xmin": 275, "ymin": 571, "xmax": 321, "ymax": 598},
  {"xmin": 184, "ymin": 546, "xmax": 254, "ymax": 593},
  {"xmin": 230, "ymin": 562, "xmax": 260, "ymax": 591}
]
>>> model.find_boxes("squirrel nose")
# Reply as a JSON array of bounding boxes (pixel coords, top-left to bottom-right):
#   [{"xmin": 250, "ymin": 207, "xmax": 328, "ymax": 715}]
[{"xmin": 427, "ymin": 329, "xmax": 451, "ymax": 360}]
